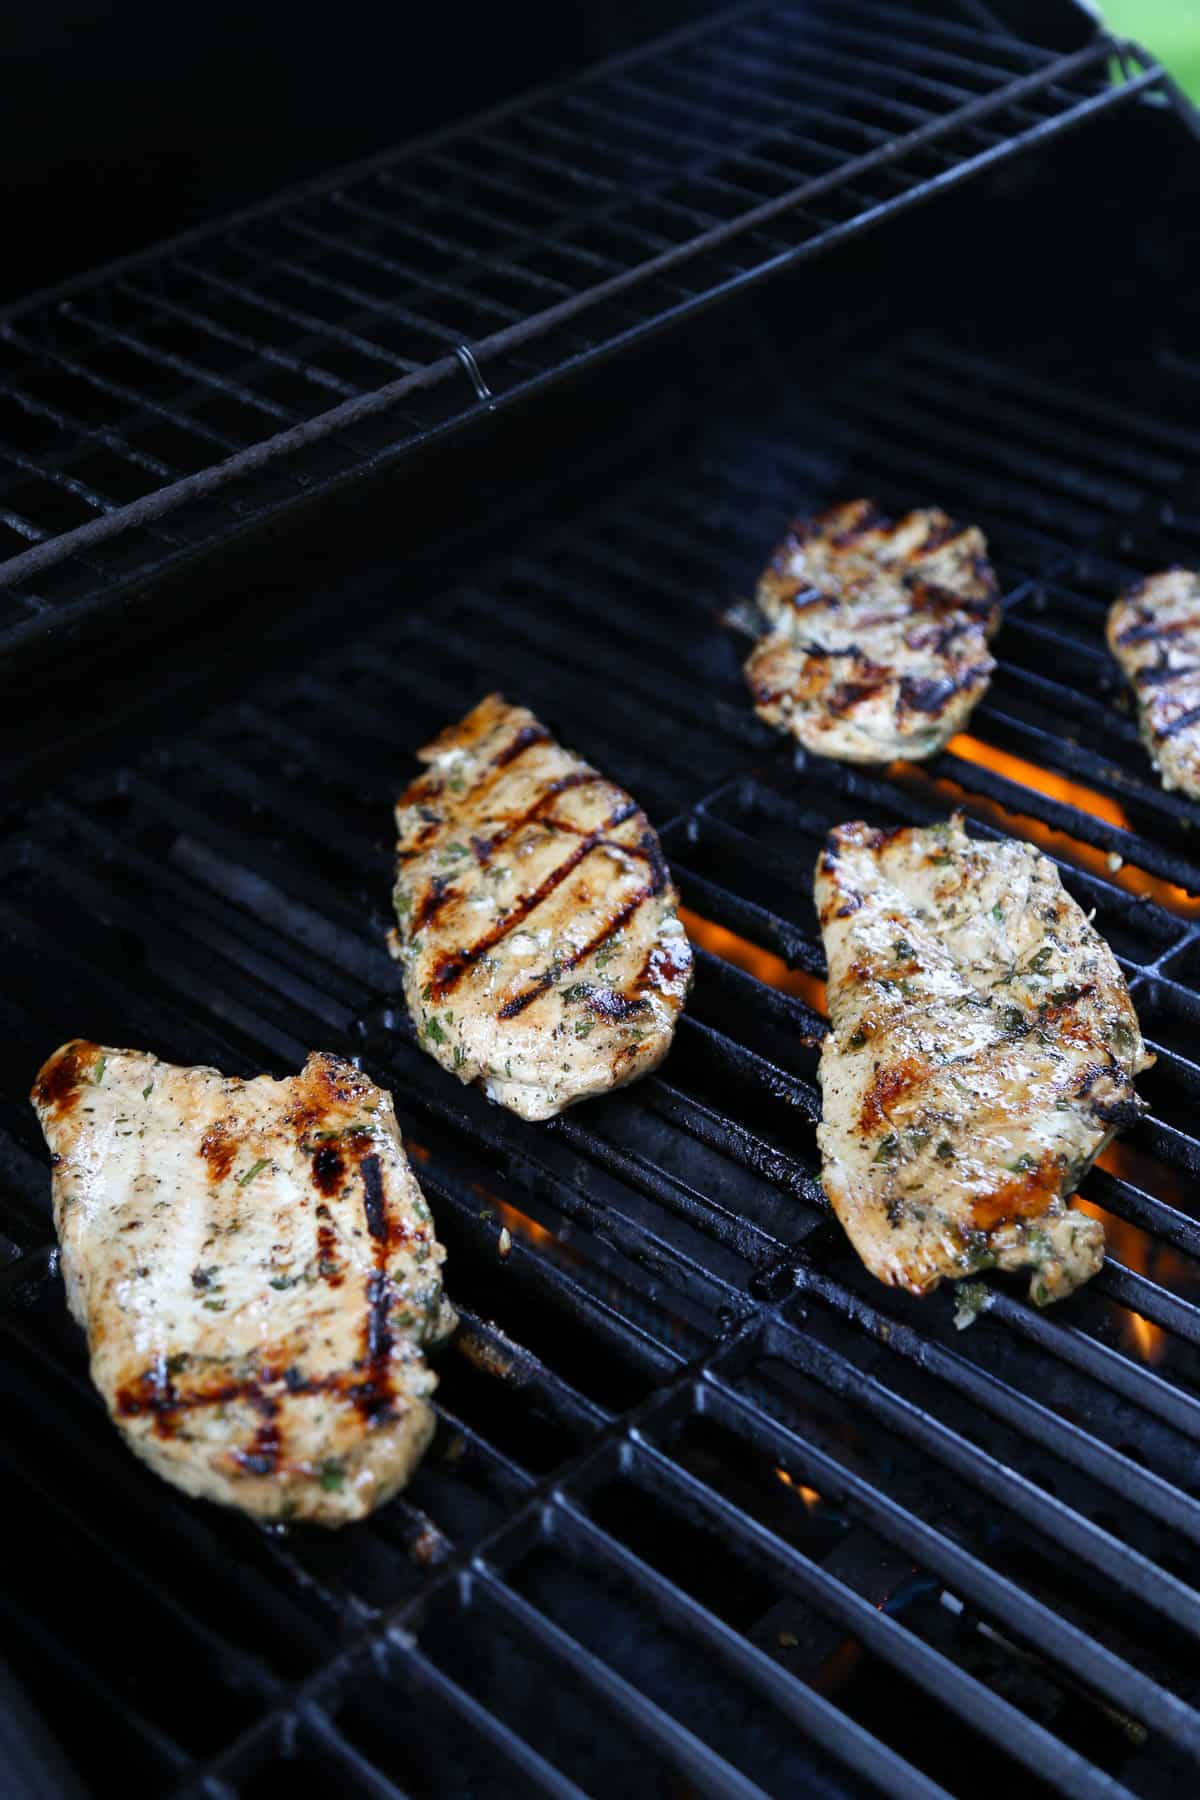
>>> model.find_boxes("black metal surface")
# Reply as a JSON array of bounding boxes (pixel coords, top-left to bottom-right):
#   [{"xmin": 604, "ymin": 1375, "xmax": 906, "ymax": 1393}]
[
  {"xmin": 0, "ymin": 0, "xmax": 1162, "ymax": 657},
  {"xmin": 5, "ymin": 268, "xmax": 1200, "ymax": 1797}
]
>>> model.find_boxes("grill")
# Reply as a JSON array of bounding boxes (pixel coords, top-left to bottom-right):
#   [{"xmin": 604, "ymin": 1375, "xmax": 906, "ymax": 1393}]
[
  {"xmin": 4, "ymin": 3, "xmax": 1200, "ymax": 1796},
  {"xmin": 0, "ymin": 0, "xmax": 1161, "ymax": 656}
]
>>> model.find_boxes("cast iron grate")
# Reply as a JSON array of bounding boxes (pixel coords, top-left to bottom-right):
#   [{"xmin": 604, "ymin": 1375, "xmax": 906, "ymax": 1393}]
[
  {"xmin": 4, "ymin": 302, "xmax": 1200, "ymax": 1795},
  {"xmin": 0, "ymin": 0, "xmax": 1164, "ymax": 653}
]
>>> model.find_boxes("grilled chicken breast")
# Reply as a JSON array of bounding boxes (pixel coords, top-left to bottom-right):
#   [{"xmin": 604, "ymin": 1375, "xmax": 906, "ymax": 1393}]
[
  {"xmin": 745, "ymin": 499, "xmax": 1000, "ymax": 762},
  {"xmin": 391, "ymin": 694, "xmax": 692, "ymax": 1121},
  {"xmin": 1108, "ymin": 568, "xmax": 1200, "ymax": 798},
  {"xmin": 815, "ymin": 818, "xmax": 1152, "ymax": 1304},
  {"xmin": 32, "ymin": 1042, "xmax": 454, "ymax": 1525}
]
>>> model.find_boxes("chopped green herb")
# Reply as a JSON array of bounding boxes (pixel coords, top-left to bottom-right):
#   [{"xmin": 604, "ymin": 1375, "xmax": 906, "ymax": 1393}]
[
  {"xmin": 318, "ymin": 1258, "xmax": 339, "ymax": 1277},
  {"xmin": 453, "ymin": 1044, "xmax": 467, "ymax": 1069},
  {"xmin": 893, "ymin": 938, "xmax": 914, "ymax": 959},
  {"xmin": 269, "ymin": 1275, "xmax": 296, "ymax": 1291},
  {"xmin": 1007, "ymin": 1153, "xmax": 1038, "ymax": 1174},
  {"xmin": 930, "ymin": 850, "xmax": 955, "ymax": 866},
  {"xmin": 953, "ymin": 1281, "xmax": 990, "ymax": 1331},
  {"xmin": 561, "ymin": 983, "xmax": 593, "ymax": 1001},
  {"xmin": 999, "ymin": 1005, "xmax": 1029, "ymax": 1039},
  {"xmin": 202, "ymin": 1298, "xmax": 227, "ymax": 1312},
  {"xmin": 574, "ymin": 1017, "xmax": 594, "ymax": 1039},
  {"xmin": 142, "ymin": 1083, "xmax": 154, "ymax": 1100},
  {"xmin": 991, "ymin": 903, "xmax": 1004, "ymax": 924},
  {"xmin": 92, "ymin": 1056, "xmax": 106, "ymax": 1085},
  {"xmin": 319, "ymin": 1459, "xmax": 345, "ymax": 1492},
  {"xmin": 1026, "ymin": 945, "xmax": 1054, "ymax": 974},
  {"xmin": 394, "ymin": 891, "xmax": 411, "ymax": 920},
  {"xmin": 438, "ymin": 842, "xmax": 469, "ymax": 864},
  {"xmin": 628, "ymin": 1028, "xmax": 647, "ymax": 1043},
  {"xmin": 935, "ymin": 1139, "xmax": 955, "ymax": 1162},
  {"xmin": 238, "ymin": 1158, "xmax": 271, "ymax": 1186},
  {"xmin": 166, "ymin": 1352, "xmax": 188, "ymax": 1375},
  {"xmin": 595, "ymin": 944, "xmax": 616, "ymax": 969},
  {"xmin": 448, "ymin": 773, "xmax": 466, "ymax": 794},
  {"xmin": 848, "ymin": 1027, "xmax": 867, "ymax": 1049},
  {"xmin": 874, "ymin": 1134, "xmax": 900, "ymax": 1163},
  {"xmin": 422, "ymin": 981, "xmax": 434, "ymax": 1001},
  {"xmin": 424, "ymin": 1017, "xmax": 446, "ymax": 1044}
]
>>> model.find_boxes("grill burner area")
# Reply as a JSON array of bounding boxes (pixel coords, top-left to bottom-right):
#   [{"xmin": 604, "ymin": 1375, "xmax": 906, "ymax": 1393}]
[{"xmin": 4, "ymin": 269, "xmax": 1200, "ymax": 1797}]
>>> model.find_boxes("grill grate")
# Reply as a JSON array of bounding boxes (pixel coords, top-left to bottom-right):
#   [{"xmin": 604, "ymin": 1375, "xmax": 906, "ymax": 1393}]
[
  {"xmin": 5, "ymin": 293, "xmax": 1200, "ymax": 1795},
  {"xmin": 0, "ymin": 0, "xmax": 1163, "ymax": 653}
]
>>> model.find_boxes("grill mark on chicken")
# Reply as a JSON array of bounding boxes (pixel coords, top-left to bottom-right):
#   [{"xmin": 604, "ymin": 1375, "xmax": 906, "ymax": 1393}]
[
  {"xmin": 1157, "ymin": 701, "xmax": 1200, "ymax": 740},
  {"xmin": 497, "ymin": 859, "xmax": 668, "ymax": 1020},
  {"xmin": 744, "ymin": 499, "xmax": 1000, "ymax": 764},
  {"xmin": 38, "ymin": 1045, "xmax": 454, "ymax": 1523},
  {"xmin": 470, "ymin": 772, "xmax": 602, "ymax": 865},
  {"xmin": 392, "ymin": 694, "xmax": 691, "ymax": 1120},
  {"xmin": 493, "ymin": 722, "xmax": 551, "ymax": 767},
  {"xmin": 32, "ymin": 1040, "xmax": 92, "ymax": 1117},
  {"xmin": 429, "ymin": 798, "xmax": 641, "ymax": 1000},
  {"xmin": 816, "ymin": 818, "xmax": 1152, "ymax": 1305},
  {"xmin": 1109, "ymin": 569, "xmax": 1200, "ymax": 797}
]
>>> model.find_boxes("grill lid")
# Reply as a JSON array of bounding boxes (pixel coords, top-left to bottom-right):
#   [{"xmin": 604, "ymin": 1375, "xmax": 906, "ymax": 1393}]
[{"xmin": 0, "ymin": 0, "xmax": 1165, "ymax": 657}]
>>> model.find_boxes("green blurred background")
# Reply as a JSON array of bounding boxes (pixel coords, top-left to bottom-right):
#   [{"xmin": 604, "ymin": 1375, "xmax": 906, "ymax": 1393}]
[{"xmin": 1104, "ymin": 2, "xmax": 1200, "ymax": 99}]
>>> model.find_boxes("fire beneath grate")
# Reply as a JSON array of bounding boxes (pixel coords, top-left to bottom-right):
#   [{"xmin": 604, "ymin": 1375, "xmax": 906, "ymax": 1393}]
[{"xmin": 5, "ymin": 308, "xmax": 1200, "ymax": 1797}]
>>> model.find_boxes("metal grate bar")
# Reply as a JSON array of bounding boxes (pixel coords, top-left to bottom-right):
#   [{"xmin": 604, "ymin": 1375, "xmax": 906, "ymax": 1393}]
[{"xmin": 0, "ymin": 16, "xmax": 1161, "ymax": 629}]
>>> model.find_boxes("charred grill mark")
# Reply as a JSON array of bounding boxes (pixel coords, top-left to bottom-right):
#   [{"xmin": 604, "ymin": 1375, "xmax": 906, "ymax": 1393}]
[
  {"xmin": 470, "ymin": 771, "xmax": 603, "ymax": 864},
  {"xmin": 830, "ymin": 502, "xmax": 888, "ymax": 547},
  {"xmin": 917, "ymin": 519, "xmax": 966, "ymax": 555},
  {"xmin": 1134, "ymin": 662, "xmax": 1200, "ymax": 687},
  {"xmin": 1156, "ymin": 700, "xmax": 1200, "ymax": 741},
  {"xmin": 33, "ymin": 1041, "xmax": 97, "ymax": 1117},
  {"xmin": 1117, "ymin": 614, "xmax": 1200, "ymax": 645},
  {"xmin": 587, "ymin": 986, "xmax": 650, "ymax": 1022},
  {"xmin": 232, "ymin": 1395, "xmax": 283, "ymax": 1477},
  {"xmin": 361, "ymin": 1155, "xmax": 388, "ymax": 1243},
  {"xmin": 492, "ymin": 723, "xmax": 550, "ymax": 768},
  {"xmin": 498, "ymin": 856, "xmax": 669, "ymax": 1021},
  {"xmin": 899, "ymin": 664, "xmax": 991, "ymax": 715},
  {"xmin": 429, "ymin": 799, "xmax": 642, "ymax": 999},
  {"xmin": 414, "ymin": 873, "xmax": 456, "ymax": 931},
  {"xmin": 312, "ymin": 1144, "xmax": 345, "ymax": 1196},
  {"xmin": 827, "ymin": 676, "xmax": 889, "ymax": 715},
  {"xmin": 315, "ymin": 1204, "xmax": 342, "ymax": 1284}
]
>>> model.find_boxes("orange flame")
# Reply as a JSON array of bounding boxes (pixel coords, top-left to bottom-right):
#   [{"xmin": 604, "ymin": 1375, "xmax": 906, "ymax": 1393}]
[
  {"xmin": 892, "ymin": 734, "xmax": 1200, "ymax": 919},
  {"xmin": 775, "ymin": 1468, "xmax": 823, "ymax": 1512},
  {"xmin": 1075, "ymin": 1176, "xmax": 1184, "ymax": 1364},
  {"xmin": 680, "ymin": 908, "xmax": 827, "ymax": 1015},
  {"xmin": 470, "ymin": 1183, "xmax": 561, "ymax": 1256}
]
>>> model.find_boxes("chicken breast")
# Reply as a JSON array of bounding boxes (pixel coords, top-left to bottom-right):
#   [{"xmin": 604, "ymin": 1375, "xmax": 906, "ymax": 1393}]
[
  {"xmin": 390, "ymin": 694, "xmax": 692, "ymax": 1121},
  {"xmin": 744, "ymin": 499, "xmax": 1000, "ymax": 762},
  {"xmin": 815, "ymin": 817, "xmax": 1152, "ymax": 1304},
  {"xmin": 31, "ymin": 1042, "xmax": 455, "ymax": 1525},
  {"xmin": 1107, "ymin": 567, "xmax": 1200, "ymax": 798}
]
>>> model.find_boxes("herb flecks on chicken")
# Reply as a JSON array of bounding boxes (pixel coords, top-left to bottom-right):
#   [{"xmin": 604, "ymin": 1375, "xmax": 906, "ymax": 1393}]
[
  {"xmin": 391, "ymin": 694, "xmax": 692, "ymax": 1121},
  {"xmin": 815, "ymin": 818, "xmax": 1152, "ymax": 1305},
  {"xmin": 32, "ymin": 1043, "xmax": 454, "ymax": 1525},
  {"xmin": 745, "ymin": 499, "xmax": 1000, "ymax": 763}
]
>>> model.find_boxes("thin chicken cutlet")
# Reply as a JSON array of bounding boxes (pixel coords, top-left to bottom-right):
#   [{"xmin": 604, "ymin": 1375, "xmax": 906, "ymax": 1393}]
[
  {"xmin": 32, "ymin": 1042, "xmax": 455, "ymax": 1525},
  {"xmin": 391, "ymin": 695, "xmax": 692, "ymax": 1121},
  {"xmin": 1108, "ymin": 567, "xmax": 1200, "ymax": 798},
  {"xmin": 745, "ymin": 499, "xmax": 1000, "ymax": 762},
  {"xmin": 815, "ymin": 818, "xmax": 1152, "ymax": 1304}
]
